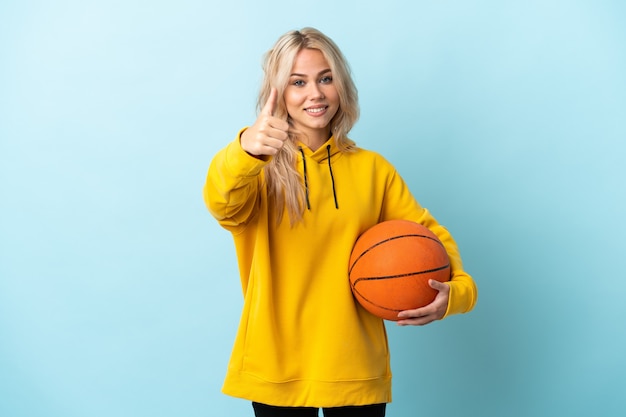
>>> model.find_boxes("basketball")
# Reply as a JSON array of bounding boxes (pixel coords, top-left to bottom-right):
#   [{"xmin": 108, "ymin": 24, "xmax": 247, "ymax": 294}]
[{"xmin": 348, "ymin": 219, "xmax": 451, "ymax": 321}]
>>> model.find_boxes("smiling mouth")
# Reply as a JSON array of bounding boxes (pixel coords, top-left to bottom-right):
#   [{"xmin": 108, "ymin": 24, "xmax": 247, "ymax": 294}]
[{"xmin": 305, "ymin": 106, "xmax": 328, "ymax": 114}]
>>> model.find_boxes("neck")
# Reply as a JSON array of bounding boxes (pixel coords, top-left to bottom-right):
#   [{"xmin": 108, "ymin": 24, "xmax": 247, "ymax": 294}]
[{"xmin": 299, "ymin": 129, "xmax": 331, "ymax": 152}]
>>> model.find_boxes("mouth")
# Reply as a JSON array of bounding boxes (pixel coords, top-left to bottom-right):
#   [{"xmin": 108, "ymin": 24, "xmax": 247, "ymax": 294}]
[{"xmin": 305, "ymin": 105, "xmax": 328, "ymax": 115}]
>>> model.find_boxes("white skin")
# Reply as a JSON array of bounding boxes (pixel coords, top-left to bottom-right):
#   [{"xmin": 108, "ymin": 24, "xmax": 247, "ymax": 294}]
[
  {"xmin": 241, "ymin": 48, "xmax": 340, "ymax": 155},
  {"xmin": 397, "ymin": 279, "xmax": 450, "ymax": 326},
  {"xmin": 240, "ymin": 85, "xmax": 290, "ymax": 156},
  {"xmin": 283, "ymin": 48, "xmax": 339, "ymax": 151},
  {"xmin": 242, "ymin": 48, "xmax": 450, "ymax": 325}
]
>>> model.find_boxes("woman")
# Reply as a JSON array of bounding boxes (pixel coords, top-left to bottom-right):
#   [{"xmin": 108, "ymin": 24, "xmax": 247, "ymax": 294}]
[{"xmin": 204, "ymin": 27, "xmax": 477, "ymax": 417}]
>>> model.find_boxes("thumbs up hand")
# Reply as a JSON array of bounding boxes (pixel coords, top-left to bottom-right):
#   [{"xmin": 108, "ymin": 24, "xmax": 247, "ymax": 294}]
[{"xmin": 240, "ymin": 88, "xmax": 290, "ymax": 156}]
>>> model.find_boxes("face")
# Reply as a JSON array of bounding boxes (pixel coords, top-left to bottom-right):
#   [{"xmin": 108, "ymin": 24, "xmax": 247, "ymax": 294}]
[{"xmin": 284, "ymin": 48, "xmax": 340, "ymax": 145}]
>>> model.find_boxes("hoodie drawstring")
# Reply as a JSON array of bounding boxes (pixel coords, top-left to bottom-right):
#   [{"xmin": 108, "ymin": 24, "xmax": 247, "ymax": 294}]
[
  {"xmin": 299, "ymin": 147, "xmax": 311, "ymax": 210},
  {"xmin": 327, "ymin": 145, "xmax": 339, "ymax": 209},
  {"xmin": 298, "ymin": 145, "xmax": 339, "ymax": 210}
]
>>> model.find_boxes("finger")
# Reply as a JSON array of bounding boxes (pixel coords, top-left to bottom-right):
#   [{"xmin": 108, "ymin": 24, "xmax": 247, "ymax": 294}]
[
  {"xmin": 429, "ymin": 279, "xmax": 449, "ymax": 292},
  {"xmin": 396, "ymin": 312, "xmax": 436, "ymax": 326},
  {"xmin": 397, "ymin": 295, "xmax": 442, "ymax": 319},
  {"xmin": 397, "ymin": 306, "xmax": 430, "ymax": 320},
  {"xmin": 262, "ymin": 87, "xmax": 278, "ymax": 117},
  {"xmin": 259, "ymin": 138, "xmax": 289, "ymax": 155},
  {"xmin": 267, "ymin": 123, "xmax": 289, "ymax": 141},
  {"xmin": 271, "ymin": 118, "xmax": 290, "ymax": 135},
  {"xmin": 244, "ymin": 139, "xmax": 283, "ymax": 157},
  {"xmin": 264, "ymin": 136, "xmax": 288, "ymax": 151}
]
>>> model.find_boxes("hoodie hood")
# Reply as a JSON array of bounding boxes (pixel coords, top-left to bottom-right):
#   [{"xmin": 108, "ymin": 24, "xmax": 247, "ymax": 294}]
[
  {"xmin": 296, "ymin": 136, "xmax": 342, "ymax": 163},
  {"xmin": 297, "ymin": 136, "xmax": 342, "ymax": 210}
]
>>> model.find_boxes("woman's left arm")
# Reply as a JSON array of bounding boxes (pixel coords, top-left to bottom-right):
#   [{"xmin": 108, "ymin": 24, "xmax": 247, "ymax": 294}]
[{"xmin": 380, "ymin": 164, "xmax": 478, "ymax": 325}]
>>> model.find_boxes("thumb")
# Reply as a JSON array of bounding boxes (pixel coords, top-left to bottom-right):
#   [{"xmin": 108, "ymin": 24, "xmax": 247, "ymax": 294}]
[
  {"xmin": 262, "ymin": 87, "xmax": 278, "ymax": 117},
  {"xmin": 429, "ymin": 279, "xmax": 449, "ymax": 292}
]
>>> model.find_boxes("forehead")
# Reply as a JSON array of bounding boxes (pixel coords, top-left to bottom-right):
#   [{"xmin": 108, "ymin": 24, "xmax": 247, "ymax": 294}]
[{"xmin": 290, "ymin": 48, "xmax": 330, "ymax": 74}]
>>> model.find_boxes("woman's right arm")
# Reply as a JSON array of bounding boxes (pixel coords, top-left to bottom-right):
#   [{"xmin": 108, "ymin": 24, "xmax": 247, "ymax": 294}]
[
  {"xmin": 203, "ymin": 131, "xmax": 268, "ymax": 228},
  {"xmin": 204, "ymin": 88, "xmax": 288, "ymax": 228}
]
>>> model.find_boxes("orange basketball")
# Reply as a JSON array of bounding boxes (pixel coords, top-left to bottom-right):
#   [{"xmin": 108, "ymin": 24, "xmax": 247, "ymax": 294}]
[{"xmin": 348, "ymin": 219, "xmax": 451, "ymax": 321}]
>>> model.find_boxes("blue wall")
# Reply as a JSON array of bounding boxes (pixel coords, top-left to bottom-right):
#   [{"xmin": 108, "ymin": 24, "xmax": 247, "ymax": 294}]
[{"xmin": 1, "ymin": 1, "xmax": 625, "ymax": 416}]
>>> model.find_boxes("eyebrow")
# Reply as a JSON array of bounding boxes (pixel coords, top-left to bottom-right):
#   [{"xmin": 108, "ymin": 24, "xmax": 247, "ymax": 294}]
[{"xmin": 289, "ymin": 68, "xmax": 332, "ymax": 77}]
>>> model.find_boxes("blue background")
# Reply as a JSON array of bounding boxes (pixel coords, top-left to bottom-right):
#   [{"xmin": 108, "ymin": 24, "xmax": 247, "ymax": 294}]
[{"xmin": 1, "ymin": 1, "xmax": 625, "ymax": 416}]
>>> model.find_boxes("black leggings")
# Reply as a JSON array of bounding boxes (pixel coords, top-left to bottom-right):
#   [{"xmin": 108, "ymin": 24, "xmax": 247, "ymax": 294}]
[{"xmin": 252, "ymin": 402, "xmax": 386, "ymax": 417}]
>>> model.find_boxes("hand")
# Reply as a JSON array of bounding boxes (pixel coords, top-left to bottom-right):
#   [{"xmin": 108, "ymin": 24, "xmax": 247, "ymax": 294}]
[
  {"xmin": 396, "ymin": 279, "xmax": 450, "ymax": 326},
  {"xmin": 240, "ymin": 87, "xmax": 290, "ymax": 156}
]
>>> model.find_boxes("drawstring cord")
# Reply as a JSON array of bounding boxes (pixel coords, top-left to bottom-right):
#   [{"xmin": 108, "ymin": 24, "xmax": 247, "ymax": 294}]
[
  {"xmin": 327, "ymin": 145, "xmax": 338, "ymax": 209},
  {"xmin": 298, "ymin": 145, "xmax": 339, "ymax": 210},
  {"xmin": 298, "ymin": 147, "xmax": 311, "ymax": 210}
]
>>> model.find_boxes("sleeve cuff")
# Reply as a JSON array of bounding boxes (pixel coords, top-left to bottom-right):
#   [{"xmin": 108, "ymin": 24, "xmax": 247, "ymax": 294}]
[
  {"xmin": 443, "ymin": 274, "xmax": 478, "ymax": 318},
  {"xmin": 223, "ymin": 127, "xmax": 272, "ymax": 177}
]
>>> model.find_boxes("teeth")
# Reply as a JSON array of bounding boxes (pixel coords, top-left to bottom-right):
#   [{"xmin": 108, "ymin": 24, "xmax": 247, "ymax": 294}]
[{"xmin": 306, "ymin": 107, "xmax": 325, "ymax": 113}]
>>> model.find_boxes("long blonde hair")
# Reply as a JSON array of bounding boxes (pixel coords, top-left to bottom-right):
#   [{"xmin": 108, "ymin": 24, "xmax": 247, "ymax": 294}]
[{"xmin": 259, "ymin": 27, "xmax": 359, "ymax": 225}]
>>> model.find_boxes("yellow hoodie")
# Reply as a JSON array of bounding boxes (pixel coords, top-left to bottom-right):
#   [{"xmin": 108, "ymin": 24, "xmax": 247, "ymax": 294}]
[{"xmin": 203, "ymin": 131, "xmax": 477, "ymax": 408}]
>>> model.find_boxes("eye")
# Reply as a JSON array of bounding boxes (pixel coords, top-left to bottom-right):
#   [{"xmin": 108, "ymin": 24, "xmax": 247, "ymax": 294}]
[
  {"xmin": 292, "ymin": 79, "xmax": 305, "ymax": 87},
  {"xmin": 320, "ymin": 76, "xmax": 333, "ymax": 84}
]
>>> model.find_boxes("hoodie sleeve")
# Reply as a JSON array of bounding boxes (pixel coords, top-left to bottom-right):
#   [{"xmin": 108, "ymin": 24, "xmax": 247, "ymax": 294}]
[
  {"xmin": 415, "ymin": 209, "xmax": 478, "ymax": 317},
  {"xmin": 380, "ymin": 162, "xmax": 478, "ymax": 318},
  {"xmin": 203, "ymin": 129, "xmax": 269, "ymax": 230}
]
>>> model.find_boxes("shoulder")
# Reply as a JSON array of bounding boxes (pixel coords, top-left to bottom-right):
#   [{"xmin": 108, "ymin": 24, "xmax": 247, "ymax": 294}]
[{"xmin": 345, "ymin": 144, "xmax": 397, "ymax": 171}]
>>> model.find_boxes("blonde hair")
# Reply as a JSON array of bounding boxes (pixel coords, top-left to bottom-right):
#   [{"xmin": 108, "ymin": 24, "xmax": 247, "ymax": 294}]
[{"xmin": 259, "ymin": 27, "xmax": 359, "ymax": 225}]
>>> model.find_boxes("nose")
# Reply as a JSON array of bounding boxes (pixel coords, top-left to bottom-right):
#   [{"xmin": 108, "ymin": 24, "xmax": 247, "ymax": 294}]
[{"xmin": 308, "ymin": 82, "xmax": 325, "ymax": 99}]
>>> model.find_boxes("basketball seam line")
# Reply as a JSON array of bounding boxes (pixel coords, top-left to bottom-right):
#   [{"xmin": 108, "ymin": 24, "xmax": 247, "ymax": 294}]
[
  {"xmin": 352, "ymin": 263, "xmax": 451, "ymax": 285},
  {"xmin": 348, "ymin": 233, "xmax": 446, "ymax": 275},
  {"xmin": 352, "ymin": 265, "xmax": 451, "ymax": 315}
]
